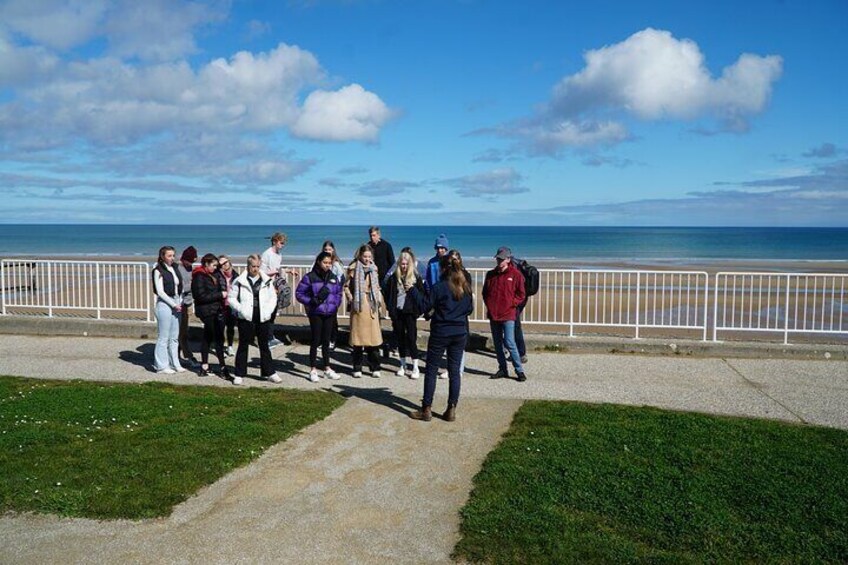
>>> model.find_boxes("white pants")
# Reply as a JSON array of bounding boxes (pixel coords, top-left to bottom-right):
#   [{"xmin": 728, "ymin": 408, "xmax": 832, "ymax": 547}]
[{"xmin": 154, "ymin": 300, "xmax": 182, "ymax": 371}]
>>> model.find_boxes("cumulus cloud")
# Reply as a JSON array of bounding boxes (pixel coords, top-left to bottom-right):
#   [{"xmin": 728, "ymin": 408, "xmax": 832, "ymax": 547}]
[
  {"xmin": 487, "ymin": 28, "xmax": 783, "ymax": 155},
  {"xmin": 355, "ymin": 179, "xmax": 418, "ymax": 196},
  {"xmin": 441, "ymin": 168, "xmax": 529, "ymax": 198},
  {"xmin": 802, "ymin": 142, "xmax": 838, "ymax": 159},
  {"xmin": 291, "ymin": 84, "xmax": 395, "ymax": 142}
]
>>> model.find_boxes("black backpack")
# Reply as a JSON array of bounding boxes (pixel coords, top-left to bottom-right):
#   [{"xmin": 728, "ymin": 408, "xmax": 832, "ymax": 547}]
[{"xmin": 512, "ymin": 258, "xmax": 540, "ymax": 298}]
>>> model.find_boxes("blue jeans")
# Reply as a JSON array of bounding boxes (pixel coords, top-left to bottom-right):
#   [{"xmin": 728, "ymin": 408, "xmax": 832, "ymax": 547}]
[
  {"xmin": 490, "ymin": 320, "xmax": 523, "ymax": 374},
  {"xmin": 423, "ymin": 333, "xmax": 466, "ymax": 407},
  {"xmin": 154, "ymin": 300, "xmax": 182, "ymax": 371}
]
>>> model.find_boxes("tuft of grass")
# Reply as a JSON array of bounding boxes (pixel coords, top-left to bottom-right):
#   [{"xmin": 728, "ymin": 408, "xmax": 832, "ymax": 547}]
[
  {"xmin": 455, "ymin": 401, "xmax": 848, "ymax": 564},
  {"xmin": 0, "ymin": 376, "xmax": 344, "ymax": 519}
]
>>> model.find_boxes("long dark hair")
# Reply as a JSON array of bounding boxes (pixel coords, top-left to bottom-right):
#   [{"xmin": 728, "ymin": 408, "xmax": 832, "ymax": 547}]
[
  {"xmin": 441, "ymin": 252, "xmax": 472, "ymax": 300},
  {"xmin": 313, "ymin": 251, "xmax": 332, "ymax": 272},
  {"xmin": 157, "ymin": 246, "xmax": 175, "ymax": 268},
  {"xmin": 322, "ymin": 240, "xmax": 341, "ymax": 264}
]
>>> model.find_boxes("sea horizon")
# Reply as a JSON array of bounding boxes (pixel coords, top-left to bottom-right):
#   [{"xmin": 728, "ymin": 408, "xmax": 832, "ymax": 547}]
[{"xmin": 1, "ymin": 225, "xmax": 847, "ymax": 265}]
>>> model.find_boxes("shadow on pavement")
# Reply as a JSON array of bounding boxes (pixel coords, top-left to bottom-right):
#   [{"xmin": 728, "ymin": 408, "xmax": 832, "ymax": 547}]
[{"xmin": 329, "ymin": 384, "xmax": 420, "ymax": 417}]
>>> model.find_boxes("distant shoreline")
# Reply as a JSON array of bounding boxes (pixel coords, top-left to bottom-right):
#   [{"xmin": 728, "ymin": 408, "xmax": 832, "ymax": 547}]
[{"xmin": 2, "ymin": 254, "xmax": 846, "ymax": 275}]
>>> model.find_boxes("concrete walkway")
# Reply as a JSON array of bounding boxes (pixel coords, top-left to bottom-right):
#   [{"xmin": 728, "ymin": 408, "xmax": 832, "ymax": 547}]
[{"xmin": 0, "ymin": 335, "xmax": 847, "ymax": 564}]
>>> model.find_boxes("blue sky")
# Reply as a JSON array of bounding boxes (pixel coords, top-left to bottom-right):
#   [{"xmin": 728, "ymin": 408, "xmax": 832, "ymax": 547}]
[{"xmin": 0, "ymin": 0, "xmax": 846, "ymax": 226}]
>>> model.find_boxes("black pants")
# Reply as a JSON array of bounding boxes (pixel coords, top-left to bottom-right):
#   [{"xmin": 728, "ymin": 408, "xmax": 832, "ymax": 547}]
[
  {"xmin": 423, "ymin": 332, "xmax": 466, "ymax": 407},
  {"xmin": 330, "ymin": 314, "xmax": 339, "ymax": 344},
  {"xmin": 200, "ymin": 314, "xmax": 226, "ymax": 368},
  {"xmin": 392, "ymin": 313, "xmax": 419, "ymax": 359},
  {"xmin": 179, "ymin": 303, "xmax": 195, "ymax": 360},
  {"xmin": 236, "ymin": 313, "xmax": 274, "ymax": 377},
  {"xmin": 308, "ymin": 314, "xmax": 334, "ymax": 369},
  {"xmin": 515, "ymin": 303, "xmax": 526, "ymax": 357},
  {"xmin": 352, "ymin": 346, "xmax": 381, "ymax": 372},
  {"xmin": 223, "ymin": 308, "xmax": 236, "ymax": 347}
]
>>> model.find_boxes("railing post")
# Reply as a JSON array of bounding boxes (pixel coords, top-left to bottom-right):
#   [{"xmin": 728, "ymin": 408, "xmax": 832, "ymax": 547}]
[
  {"xmin": 712, "ymin": 274, "xmax": 720, "ymax": 342},
  {"xmin": 702, "ymin": 273, "xmax": 709, "ymax": 341},
  {"xmin": 568, "ymin": 271, "xmax": 574, "ymax": 337},
  {"xmin": 95, "ymin": 263, "xmax": 101, "ymax": 320},
  {"xmin": 0, "ymin": 260, "xmax": 6, "ymax": 316},
  {"xmin": 634, "ymin": 272, "xmax": 640, "ymax": 339},
  {"xmin": 46, "ymin": 262, "xmax": 53, "ymax": 317},
  {"xmin": 784, "ymin": 274, "xmax": 791, "ymax": 345},
  {"xmin": 146, "ymin": 263, "xmax": 153, "ymax": 323}
]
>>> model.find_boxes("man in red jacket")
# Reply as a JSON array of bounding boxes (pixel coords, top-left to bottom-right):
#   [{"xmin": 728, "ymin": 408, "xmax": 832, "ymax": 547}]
[{"xmin": 482, "ymin": 246, "xmax": 527, "ymax": 381}]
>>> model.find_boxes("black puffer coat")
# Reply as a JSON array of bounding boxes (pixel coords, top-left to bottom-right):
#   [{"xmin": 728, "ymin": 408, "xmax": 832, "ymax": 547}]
[{"xmin": 191, "ymin": 267, "xmax": 226, "ymax": 321}]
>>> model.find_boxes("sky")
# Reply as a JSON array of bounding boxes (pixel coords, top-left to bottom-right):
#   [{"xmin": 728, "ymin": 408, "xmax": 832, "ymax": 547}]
[{"xmin": 0, "ymin": 0, "xmax": 846, "ymax": 226}]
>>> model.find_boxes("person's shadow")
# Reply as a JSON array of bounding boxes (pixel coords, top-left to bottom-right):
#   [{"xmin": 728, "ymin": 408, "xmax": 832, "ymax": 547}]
[
  {"xmin": 329, "ymin": 383, "xmax": 421, "ymax": 417},
  {"xmin": 119, "ymin": 343, "xmax": 156, "ymax": 370}
]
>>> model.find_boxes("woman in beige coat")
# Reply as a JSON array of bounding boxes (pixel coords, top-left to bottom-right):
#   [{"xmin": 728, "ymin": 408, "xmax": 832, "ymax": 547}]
[{"xmin": 344, "ymin": 244, "xmax": 384, "ymax": 377}]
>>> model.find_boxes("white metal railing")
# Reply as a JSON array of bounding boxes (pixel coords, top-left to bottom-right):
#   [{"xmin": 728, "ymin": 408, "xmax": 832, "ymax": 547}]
[
  {"xmin": 714, "ymin": 272, "xmax": 847, "ymax": 344},
  {"xmin": 2, "ymin": 260, "xmax": 846, "ymax": 344},
  {"xmin": 1, "ymin": 260, "xmax": 151, "ymax": 321}
]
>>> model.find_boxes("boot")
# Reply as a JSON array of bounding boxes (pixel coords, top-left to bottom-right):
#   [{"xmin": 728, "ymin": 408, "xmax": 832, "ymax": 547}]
[
  {"xmin": 409, "ymin": 404, "xmax": 432, "ymax": 422},
  {"xmin": 443, "ymin": 403, "xmax": 456, "ymax": 422}
]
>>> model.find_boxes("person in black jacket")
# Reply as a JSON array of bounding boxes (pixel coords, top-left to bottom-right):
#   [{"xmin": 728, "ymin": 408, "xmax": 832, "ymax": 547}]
[
  {"xmin": 191, "ymin": 253, "xmax": 230, "ymax": 378},
  {"xmin": 407, "ymin": 253, "xmax": 473, "ymax": 422},
  {"xmin": 369, "ymin": 226, "xmax": 395, "ymax": 359},
  {"xmin": 384, "ymin": 251, "xmax": 425, "ymax": 378}
]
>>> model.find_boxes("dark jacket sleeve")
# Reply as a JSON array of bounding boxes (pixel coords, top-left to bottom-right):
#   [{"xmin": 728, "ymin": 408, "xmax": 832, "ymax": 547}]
[
  {"xmin": 408, "ymin": 284, "xmax": 432, "ymax": 316},
  {"xmin": 192, "ymin": 275, "xmax": 223, "ymax": 305}
]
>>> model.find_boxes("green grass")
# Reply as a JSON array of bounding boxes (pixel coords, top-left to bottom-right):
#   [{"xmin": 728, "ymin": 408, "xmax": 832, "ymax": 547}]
[
  {"xmin": 455, "ymin": 401, "xmax": 848, "ymax": 564},
  {"xmin": 0, "ymin": 376, "xmax": 344, "ymax": 520}
]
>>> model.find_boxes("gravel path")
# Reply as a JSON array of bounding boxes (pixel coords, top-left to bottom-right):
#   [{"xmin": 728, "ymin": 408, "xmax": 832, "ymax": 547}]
[{"xmin": 1, "ymin": 334, "xmax": 846, "ymax": 564}]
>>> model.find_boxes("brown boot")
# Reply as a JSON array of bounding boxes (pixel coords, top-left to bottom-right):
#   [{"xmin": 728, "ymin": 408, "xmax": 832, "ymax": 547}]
[
  {"xmin": 410, "ymin": 405, "xmax": 432, "ymax": 422},
  {"xmin": 443, "ymin": 403, "xmax": 456, "ymax": 422}
]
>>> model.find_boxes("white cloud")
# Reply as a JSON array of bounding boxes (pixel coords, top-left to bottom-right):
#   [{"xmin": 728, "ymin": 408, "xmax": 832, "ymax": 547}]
[
  {"xmin": 0, "ymin": 0, "xmax": 107, "ymax": 50},
  {"xmin": 291, "ymin": 84, "xmax": 395, "ymax": 142},
  {"xmin": 490, "ymin": 28, "xmax": 783, "ymax": 155}
]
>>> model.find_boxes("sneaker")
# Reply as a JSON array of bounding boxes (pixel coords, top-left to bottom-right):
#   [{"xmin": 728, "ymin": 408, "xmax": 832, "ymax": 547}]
[
  {"xmin": 156, "ymin": 368, "xmax": 176, "ymax": 375},
  {"xmin": 438, "ymin": 368, "xmax": 448, "ymax": 380},
  {"xmin": 324, "ymin": 368, "xmax": 340, "ymax": 380},
  {"xmin": 517, "ymin": 372, "xmax": 527, "ymax": 382},
  {"xmin": 410, "ymin": 367, "xmax": 420, "ymax": 380},
  {"xmin": 395, "ymin": 366, "xmax": 406, "ymax": 377},
  {"xmin": 174, "ymin": 366, "xmax": 187, "ymax": 373},
  {"xmin": 268, "ymin": 338, "xmax": 283, "ymax": 348},
  {"xmin": 232, "ymin": 376, "xmax": 243, "ymax": 386},
  {"xmin": 329, "ymin": 341, "xmax": 336, "ymax": 351},
  {"xmin": 490, "ymin": 369, "xmax": 508, "ymax": 380},
  {"xmin": 226, "ymin": 345, "xmax": 235, "ymax": 357},
  {"xmin": 187, "ymin": 357, "xmax": 201, "ymax": 368},
  {"xmin": 267, "ymin": 373, "xmax": 283, "ymax": 383},
  {"xmin": 520, "ymin": 355, "xmax": 528, "ymax": 364},
  {"xmin": 372, "ymin": 370, "xmax": 382, "ymax": 378},
  {"xmin": 221, "ymin": 367, "xmax": 231, "ymax": 379},
  {"xmin": 352, "ymin": 371, "xmax": 363, "ymax": 378},
  {"xmin": 309, "ymin": 369, "xmax": 321, "ymax": 383},
  {"xmin": 199, "ymin": 367, "xmax": 209, "ymax": 377}
]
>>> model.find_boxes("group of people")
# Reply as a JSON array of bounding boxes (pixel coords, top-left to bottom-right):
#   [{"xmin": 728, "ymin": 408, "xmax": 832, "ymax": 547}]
[{"xmin": 151, "ymin": 227, "xmax": 530, "ymax": 421}]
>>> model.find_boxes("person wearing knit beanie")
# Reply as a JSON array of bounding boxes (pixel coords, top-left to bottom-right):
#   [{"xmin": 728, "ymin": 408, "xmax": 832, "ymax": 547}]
[
  {"xmin": 176, "ymin": 245, "xmax": 199, "ymax": 367},
  {"xmin": 433, "ymin": 234, "xmax": 449, "ymax": 250}
]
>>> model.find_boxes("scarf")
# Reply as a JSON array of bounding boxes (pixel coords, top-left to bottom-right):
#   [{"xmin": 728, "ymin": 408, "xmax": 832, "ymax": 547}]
[{"xmin": 352, "ymin": 261, "xmax": 380, "ymax": 316}]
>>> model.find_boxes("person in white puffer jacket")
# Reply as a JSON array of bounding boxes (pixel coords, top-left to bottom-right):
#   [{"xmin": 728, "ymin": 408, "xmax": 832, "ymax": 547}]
[{"xmin": 228, "ymin": 254, "xmax": 282, "ymax": 385}]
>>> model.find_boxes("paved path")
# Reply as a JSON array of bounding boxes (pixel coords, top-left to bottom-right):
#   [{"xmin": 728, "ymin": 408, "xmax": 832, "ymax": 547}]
[{"xmin": 1, "ymin": 335, "xmax": 846, "ymax": 564}]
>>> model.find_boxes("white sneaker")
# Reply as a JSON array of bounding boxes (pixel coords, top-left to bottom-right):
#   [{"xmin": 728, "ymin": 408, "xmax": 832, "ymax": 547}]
[
  {"xmin": 395, "ymin": 366, "xmax": 406, "ymax": 377},
  {"xmin": 232, "ymin": 376, "xmax": 243, "ymax": 385},
  {"xmin": 372, "ymin": 370, "xmax": 381, "ymax": 378},
  {"xmin": 309, "ymin": 369, "xmax": 321, "ymax": 382},
  {"xmin": 324, "ymin": 368, "xmax": 340, "ymax": 380},
  {"xmin": 410, "ymin": 367, "xmax": 420, "ymax": 379},
  {"xmin": 438, "ymin": 368, "xmax": 448, "ymax": 380},
  {"xmin": 174, "ymin": 366, "xmax": 187, "ymax": 373},
  {"xmin": 226, "ymin": 345, "xmax": 235, "ymax": 357},
  {"xmin": 267, "ymin": 373, "xmax": 282, "ymax": 383},
  {"xmin": 353, "ymin": 371, "xmax": 363, "ymax": 378},
  {"xmin": 156, "ymin": 368, "xmax": 176, "ymax": 375},
  {"xmin": 268, "ymin": 338, "xmax": 283, "ymax": 348}
]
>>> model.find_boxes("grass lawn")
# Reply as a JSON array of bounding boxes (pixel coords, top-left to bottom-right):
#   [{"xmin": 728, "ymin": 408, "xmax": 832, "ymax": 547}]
[
  {"xmin": 0, "ymin": 376, "xmax": 344, "ymax": 520},
  {"xmin": 455, "ymin": 401, "xmax": 848, "ymax": 564}
]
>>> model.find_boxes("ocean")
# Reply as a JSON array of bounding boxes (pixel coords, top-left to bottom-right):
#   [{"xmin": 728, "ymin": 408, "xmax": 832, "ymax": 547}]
[{"xmin": 0, "ymin": 225, "xmax": 846, "ymax": 265}]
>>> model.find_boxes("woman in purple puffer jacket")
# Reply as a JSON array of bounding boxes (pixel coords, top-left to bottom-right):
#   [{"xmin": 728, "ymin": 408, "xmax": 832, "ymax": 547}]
[{"xmin": 296, "ymin": 251, "xmax": 344, "ymax": 382}]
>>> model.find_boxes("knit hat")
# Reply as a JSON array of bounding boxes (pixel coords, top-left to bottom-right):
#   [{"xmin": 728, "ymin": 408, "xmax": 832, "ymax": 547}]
[
  {"xmin": 434, "ymin": 233, "xmax": 449, "ymax": 250},
  {"xmin": 180, "ymin": 246, "xmax": 198, "ymax": 263}
]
